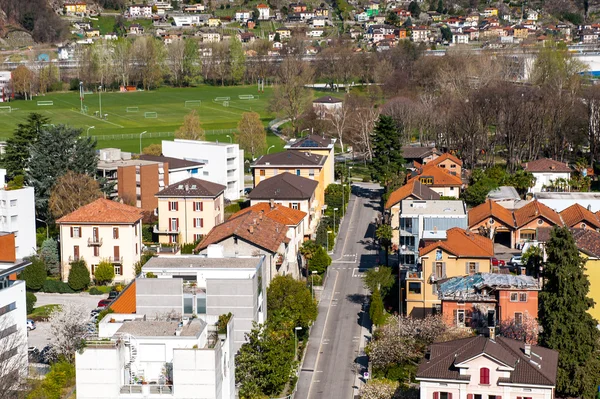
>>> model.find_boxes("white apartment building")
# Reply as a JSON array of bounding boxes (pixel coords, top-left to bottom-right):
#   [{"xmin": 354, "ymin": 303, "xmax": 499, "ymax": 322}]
[
  {"xmin": 128, "ymin": 4, "xmax": 152, "ymax": 18},
  {"xmin": 172, "ymin": 14, "xmax": 211, "ymax": 26},
  {"xmin": 57, "ymin": 199, "xmax": 143, "ymax": 283},
  {"xmin": 162, "ymin": 140, "xmax": 244, "ymax": 201},
  {"xmin": 0, "ymin": 169, "xmax": 36, "ymax": 259},
  {"xmin": 257, "ymin": 4, "xmax": 270, "ymax": 20},
  {"xmin": 235, "ymin": 10, "xmax": 252, "ymax": 23},
  {"xmin": 0, "ymin": 71, "xmax": 11, "ymax": 102}
]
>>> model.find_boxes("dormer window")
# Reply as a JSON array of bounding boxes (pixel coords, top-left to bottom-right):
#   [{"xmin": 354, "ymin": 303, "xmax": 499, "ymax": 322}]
[{"xmin": 479, "ymin": 367, "xmax": 490, "ymax": 384}]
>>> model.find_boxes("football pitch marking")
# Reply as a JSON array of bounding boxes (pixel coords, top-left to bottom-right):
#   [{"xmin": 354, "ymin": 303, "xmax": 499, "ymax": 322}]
[{"xmin": 70, "ymin": 109, "xmax": 125, "ymax": 128}]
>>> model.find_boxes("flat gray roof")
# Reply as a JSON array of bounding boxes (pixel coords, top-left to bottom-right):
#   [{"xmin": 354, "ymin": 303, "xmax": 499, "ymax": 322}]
[
  {"xmin": 400, "ymin": 200, "xmax": 466, "ymax": 216},
  {"xmin": 535, "ymin": 192, "xmax": 600, "ymax": 200},
  {"xmin": 98, "ymin": 159, "xmax": 161, "ymax": 169},
  {"xmin": 116, "ymin": 319, "xmax": 206, "ymax": 337},
  {"xmin": 143, "ymin": 255, "xmax": 262, "ymax": 270},
  {"xmin": 487, "ymin": 186, "xmax": 520, "ymax": 201}
]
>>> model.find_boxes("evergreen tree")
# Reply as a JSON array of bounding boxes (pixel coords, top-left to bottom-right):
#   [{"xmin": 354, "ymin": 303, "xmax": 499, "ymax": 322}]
[
  {"xmin": 1, "ymin": 113, "xmax": 49, "ymax": 180},
  {"xmin": 94, "ymin": 260, "xmax": 115, "ymax": 285},
  {"xmin": 39, "ymin": 238, "xmax": 60, "ymax": 276},
  {"xmin": 68, "ymin": 259, "xmax": 91, "ymax": 291},
  {"xmin": 539, "ymin": 227, "xmax": 600, "ymax": 397},
  {"xmin": 436, "ymin": 0, "xmax": 443, "ymax": 13},
  {"xmin": 267, "ymin": 275, "xmax": 317, "ymax": 329},
  {"xmin": 408, "ymin": 1, "xmax": 421, "ymax": 16},
  {"xmin": 369, "ymin": 287, "xmax": 385, "ymax": 326},
  {"xmin": 20, "ymin": 257, "xmax": 47, "ymax": 291},
  {"xmin": 308, "ymin": 247, "xmax": 332, "ymax": 274},
  {"xmin": 370, "ymin": 115, "xmax": 405, "ymax": 189},
  {"xmin": 27, "ymin": 125, "xmax": 97, "ymax": 221}
]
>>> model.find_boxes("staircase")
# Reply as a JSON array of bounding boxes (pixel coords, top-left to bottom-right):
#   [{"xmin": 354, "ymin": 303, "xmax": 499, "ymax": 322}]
[{"xmin": 123, "ymin": 334, "xmax": 138, "ymax": 383}]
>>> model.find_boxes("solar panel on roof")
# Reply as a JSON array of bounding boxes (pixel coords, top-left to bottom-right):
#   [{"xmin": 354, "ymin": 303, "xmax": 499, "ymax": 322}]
[{"xmin": 298, "ymin": 139, "xmax": 320, "ymax": 147}]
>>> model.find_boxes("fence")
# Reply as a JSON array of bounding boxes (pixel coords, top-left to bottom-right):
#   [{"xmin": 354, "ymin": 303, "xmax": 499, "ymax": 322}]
[{"xmin": 90, "ymin": 129, "xmax": 237, "ymax": 141}]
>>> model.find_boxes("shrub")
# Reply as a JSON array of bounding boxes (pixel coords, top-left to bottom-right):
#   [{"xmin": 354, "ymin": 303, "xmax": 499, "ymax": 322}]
[
  {"xmin": 39, "ymin": 238, "xmax": 60, "ymax": 276},
  {"xmin": 20, "ymin": 257, "xmax": 47, "ymax": 291},
  {"xmin": 68, "ymin": 259, "xmax": 91, "ymax": 291},
  {"xmin": 26, "ymin": 292, "xmax": 37, "ymax": 314},
  {"xmin": 88, "ymin": 287, "xmax": 103, "ymax": 295},
  {"xmin": 94, "ymin": 260, "xmax": 115, "ymax": 285},
  {"xmin": 308, "ymin": 247, "xmax": 331, "ymax": 275},
  {"xmin": 146, "ymin": 272, "xmax": 158, "ymax": 278},
  {"xmin": 42, "ymin": 279, "xmax": 75, "ymax": 293}
]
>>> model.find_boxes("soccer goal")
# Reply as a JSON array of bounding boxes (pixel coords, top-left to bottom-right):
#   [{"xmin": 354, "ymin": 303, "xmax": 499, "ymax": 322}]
[
  {"xmin": 0, "ymin": 106, "xmax": 11, "ymax": 113},
  {"xmin": 37, "ymin": 101, "xmax": 54, "ymax": 106},
  {"xmin": 126, "ymin": 107, "xmax": 139, "ymax": 113},
  {"xmin": 185, "ymin": 100, "xmax": 202, "ymax": 108},
  {"xmin": 238, "ymin": 94, "xmax": 257, "ymax": 100},
  {"xmin": 213, "ymin": 96, "xmax": 230, "ymax": 102},
  {"xmin": 81, "ymin": 105, "xmax": 89, "ymax": 114},
  {"xmin": 222, "ymin": 101, "xmax": 229, "ymax": 107},
  {"xmin": 145, "ymin": 112, "xmax": 158, "ymax": 118}
]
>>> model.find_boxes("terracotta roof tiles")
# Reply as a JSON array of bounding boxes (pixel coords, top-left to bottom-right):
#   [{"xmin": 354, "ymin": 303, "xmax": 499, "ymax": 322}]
[
  {"xmin": 56, "ymin": 198, "xmax": 143, "ymax": 225},
  {"xmin": 468, "ymin": 199, "xmax": 515, "ymax": 228},
  {"xmin": 109, "ymin": 280, "xmax": 136, "ymax": 314},
  {"xmin": 572, "ymin": 228, "xmax": 600, "ymax": 258},
  {"xmin": 513, "ymin": 200, "xmax": 563, "ymax": 227},
  {"xmin": 523, "ymin": 158, "xmax": 571, "ymax": 173},
  {"xmin": 235, "ymin": 202, "xmax": 306, "ymax": 226},
  {"xmin": 384, "ymin": 180, "xmax": 440, "ymax": 209},
  {"xmin": 559, "ymin": 203, "xmax": 600, "ymax": 229},
  {"xmin": 408, "ymin": 163, "xmax": 463, "ymax": 187},
  {"xmin": 428, "ymin": 152, "xmax": 463, "ymax": 167},
  {"xmin": 419, "ymin": 227, "xmax": 494, "ymax": 258}
]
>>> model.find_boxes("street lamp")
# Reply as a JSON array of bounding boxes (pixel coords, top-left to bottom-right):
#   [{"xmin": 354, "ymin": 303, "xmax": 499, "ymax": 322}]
[
  {"xmin": 86, "ymin": 125, "xmax": 95, "ymax": 137},
  {"xmin": 98, "ymin": 85, "xmax": 102, "ymax": 119},
  {"xmin": 36, "ymin": 218, "xmax": 48, "ymax": 240},
  {"xmin": 333, "ymin": 207, "xmax": 339, "ymax": 233},
  {"xmin": 311, "ymin": 269, "xmax": 318, "ymax": 298},
  {"xmin": 326, "ymin": 230, "xmax": 333, "ymax": 254},
  {"xmin": 300, "ymin": 128, "xmax": 310, "ymax": 137},
  {"xmin": 225, "ymin": 134, "xmax": 232, "ymax": 143},
  {"xmin": 294, "ymin": 326, "xmax": 303, "ymax": 360},
  {"xmin": 267, "ymin": 145, "xmax": 275, "ymax": 154},
  {"xmin": 139, "ymin": 131, "xmax": 148, "ymax": 154}
]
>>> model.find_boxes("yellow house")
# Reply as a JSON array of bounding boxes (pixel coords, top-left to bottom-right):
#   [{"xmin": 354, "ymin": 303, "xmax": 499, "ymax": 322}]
[
  {"xmin": 572, "ymin": 228, "xmax": 600, "ymax": 323},
  {"xmin": 208, "ymin": 18, "xmax": 221, "ymax": 27},
  {"xmin": 64, "ymin": 2, "xmax": 87, "ymax": 14},
  {"xmin": 513, "ymin": 26, "xmax": 530, "ymax": 39},
  {"xmin": 284, "ymin": 135, "xmax": 336, "ymax": 188},
  {"xmin": 404, "ymin": 228, "xmax": 493, "ymax": 318}
]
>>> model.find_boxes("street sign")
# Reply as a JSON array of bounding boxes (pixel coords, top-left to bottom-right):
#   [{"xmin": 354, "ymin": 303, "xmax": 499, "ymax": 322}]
[{"xmin": 363, "ymin": 372, "xmax": 369, "ymax": 380}]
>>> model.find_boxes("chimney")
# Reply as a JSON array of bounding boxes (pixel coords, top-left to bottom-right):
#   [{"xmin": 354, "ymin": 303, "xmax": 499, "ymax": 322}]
[
  {"xmin": 259, "ymin": 211, "xmax": 263, "ymax": 220},
  {"xmin": 270, "ymin": 199, "xmax": 275, "ymax": 209},
  {"xmin": 249, "ymin": 225, "xmax": 254, "ymax": 234},
  {"xmin": 524, "ymin": 344, "xmax": 531, "ymax": 357},
  {"xmin": 489, "ymin": 327, "xmax": 495, "ymax": 340}
]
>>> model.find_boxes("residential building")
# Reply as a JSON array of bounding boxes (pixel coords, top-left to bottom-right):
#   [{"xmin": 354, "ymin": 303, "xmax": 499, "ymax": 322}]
[
  {"xmin": 235, "ymin": 10, "xmax": 252, "ymax": 22},
  {"xmin": 0, "ymin": 233, "xmax": 30, "ymax": 390},
  {"xmin": 76, "ymin": 314, "xmax": 235, "ymax": 399},
  {"xmin": 64, "ymin": 2, "xmax": 86, "ymax": 14},
  {"xmin": 182, "ymin": 3, "xmax": 206, "ymax": 12},
  {"xmin": 401, "ymin": 146, "xmax": 440, "ymax": 166},
  {"xmin": 128, "ymin": 24, "xmax": 144, "ymax": 35},
  {"xmin": 257, "ymin": 3, "xmax": 270, "ymax": 20},
  {"xmin": 452, "ymin": 32, "xmax": 469, "ymax": 44},
  {"xmin": 196, "ymin": 203, "xmax": 305, "ymax": 281},
  {"xmin": 513, "ymin": 200, "xmax": 563, "ymax": 247},
  {"xmin": 411, "ymin": 26, "xmax": 430, "ymax": 42},
  {"xmin": 559, "ymin": 203, "xmax": 600, "ymax": 230},
  {"xmin": 138, "ymin": 154, "xmax": 205, "ymax": 184},
  {"xmin": 0, "ymin": 71, "xmax": 11, "ymax": 102},
  {"xmin": 571, "ymin": 228, "xmax": 600, "ymax": 323},
  {"xmin": 57, "ymin": 199, "xmax": 143, "ymax": 283},
  {"xmin": 385, "ymin": 180, "xmax": 440, "ymax": 247},
  {"xmin": 398, "ymin": 200, "xmax": 468, "ymax": 266},
  {"xmin": 155, "ymin": 177, "xmax": 226, "ymax": 245},
  {"xmin": 248, "ymin": 172, "xmax": 319, "ymax": 235},
  {"xmin": 523, "ymin": 158, "xmax": 572, "ymax": 193},
  {"xmin": 141, "ymin": 255, "xmax": 267, "ymax": 351},
  {"xmin": 307, "ymin": 29, "xmax": 324, "ymax": 37},
  {"xmin": 275, "ymin": 28, "xmax": 291, "ymax": 39},
  {"xmin": 0, "ymin": 169, "xmax": 36, "ymax": 259},
  {"xmin": 404, "ymin": 228, "xmax": 493, "ymax": 317},
  {"xmin": 172, "ymin": 14, "xmax": 211, "ymax": 26},
  {"xmin": 202, "ymin": 31, "xmax": 222, "ymax": 43},
  {"xmin": 128, "ymin": 4, "xmax": 153, "ymax": 18},
  {"xmin": 486, "ymin": 186, "xmax": 521, "ymax": 209},
  {"xmin": 161, "ymin": 140, "xmax": 244, "ymax": 201},
  {"xmin": 312, "ymin": 17, "xmax": 326, "ymax": 27},
  {"xmin": 408, "ymin": 163, "xmax": 463, "ymax": 198},
  {"xmin": 208, "ymin": 18, "xmax": 221, "ymax": 27},
  {"xmin": 312, "ymin": 96, "xmax": 343, "ymax": 118},
  {"xmin": 535, "ymin": 191, "xmax": 600, "ymax": 212},
  {"xmin": 425, "ymin": 152, "xmax": 463, "ymax": 176},
  {"xmin": 438, "ymin": 273, "xmax": 539, "ymax": 331},
  {"xmin": 284, "ymin": 134, "xmax": 336, "ymax": 191},
  {"xmin": 417, "ymin": 336, "xmax": 558, "ymax": 398}
]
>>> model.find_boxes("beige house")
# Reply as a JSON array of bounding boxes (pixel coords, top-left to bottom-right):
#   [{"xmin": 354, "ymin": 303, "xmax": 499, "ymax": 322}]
[
  {"xmin": 57, "ymin": 199, "xmax": 143, "ymax": 283},
  {"xmin": 155, "ymin": 177, "xmax": 226, "ymax": 245}
]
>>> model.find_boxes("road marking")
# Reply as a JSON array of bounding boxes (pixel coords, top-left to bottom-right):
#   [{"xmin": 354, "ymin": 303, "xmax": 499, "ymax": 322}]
[{"xmin": 352, "ymin": 268, "xmax": 363, "ymax": 277}]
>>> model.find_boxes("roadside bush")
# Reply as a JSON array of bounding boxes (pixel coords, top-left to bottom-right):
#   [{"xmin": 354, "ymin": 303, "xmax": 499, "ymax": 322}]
[
  {"xmin": 42, "ymin": 279, "xmax": 75, "ymax": 293},
  {"xmin": 308, "ymin": 247, "xmax": 331, "ymax": 275},
  {"xmin": 20, "ymin": 257, "xmax": 47, "ymax": 291},
  {"xmin": 26, "ymin": 292, "xmax": 37, "ymax": 314},
  {"xmin": 88, "ymin": 287, "xmax": 103, "ymax": 295},
  {"xmin": 93, "ymin": 260, "xmax": 115, "ymax": 285},
  {"xmin": 67, "ymin": 259, "xmax": 91, "ymax": 291},
  {"xmin": 28, "ymin": 360, "xmax": 75, "ymax": 399}
]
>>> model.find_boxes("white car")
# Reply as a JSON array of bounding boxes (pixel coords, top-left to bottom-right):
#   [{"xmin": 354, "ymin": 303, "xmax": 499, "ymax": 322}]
[{"xmin": 27, "ymin": 319, "xmax": 36, "ymax": 331}]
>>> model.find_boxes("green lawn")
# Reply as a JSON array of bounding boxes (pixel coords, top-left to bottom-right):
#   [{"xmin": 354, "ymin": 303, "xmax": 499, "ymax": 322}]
[
  {"xmin": 28, "ymin": 304, "xmax": 61, "ymax": 321},
  {"xmin": 0, "ymin": 85, "xmax": 283, "ymax": 153}
]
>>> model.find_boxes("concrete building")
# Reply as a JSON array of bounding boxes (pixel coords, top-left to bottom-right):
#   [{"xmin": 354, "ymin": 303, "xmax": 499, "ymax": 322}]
[
  {"xmin": 162, "ymin": 140, "xmax": 244, "ymax": 201},
  {"xmin": 76, "ymin": 314, "xmax": 234, "ymax": 399},
  {"xmin": 57, "ymin": 199, "xmax": 144, "ymax": 283},
  {"xmin": 235, "ymin": 10, "xmax": 252, "ymax": 22},
  {"xmin": 0, "ymin": 233, "xmax": 30, "ymax": 391},
  {"xmin": 155, "ymin": 177, "xmax": 226, "ymax": 245},
  {"xmin": 172, "ymin": 13, "xmax": 211, "ymax": 26},
  {"xmin": 0, "ymin": 169, "xmax": 36, "ymax": 259},
  {"xmin": 257, "ymin": 3, "xmax": 270, "ymax": 20},
  {"xmin": 140, "ymin": 255, "xmax": 267, "ymax": 351},
  {"xmin": 311, "ymin": 96, "xmax": 343, "ymax": 118},
  {"xmin": 138, "ymin": 154, "xmax": 205, "ymax": 185},
  {"xmin": 0, "ymin": 71, "xmax": 11, "ymax": 102},
  {"xmin": 535, "ymin": 191, "xmax": 600, "ymax": 212},
  {"xmin": 523, "ymin": 158, "xmax": 572, "ymax": 193},
  {"xmin": 128, "ymin": 4, "xmax": 152, "ymax": 18}
]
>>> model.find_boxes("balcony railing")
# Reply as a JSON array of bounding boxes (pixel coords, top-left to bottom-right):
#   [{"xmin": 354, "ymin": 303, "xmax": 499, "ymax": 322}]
[
  {"xmin": 406, "ymin": 271, "xmax": 423, "ymax": 280},
  {"xmin": 108, "ymin": 256, "xmax": 123, "ymax": 264},
  {"xmin": 68, "ymin": 256, "xmax": 80, "ymax": 263},
  {"xmin": 153, "ymin": 225, "xmax": 179, "ymax": 234},
  {"xmin": 119, "ymin": 384, "xmax": 173, "ymax": 395},
  {"xmin": 87, "ymin": 237, "xmax": 103, "ymax": 246}
]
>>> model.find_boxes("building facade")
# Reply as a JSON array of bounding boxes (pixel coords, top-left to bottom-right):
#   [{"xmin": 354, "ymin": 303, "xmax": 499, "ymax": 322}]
[{"xmin": 0, "ymin": 169, "xmax": 36, "ymax": 259}]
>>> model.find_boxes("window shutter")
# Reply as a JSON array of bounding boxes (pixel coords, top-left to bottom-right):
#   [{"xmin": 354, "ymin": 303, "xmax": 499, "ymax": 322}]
[
  {"xmin": 168, "ymin": 202, "xmax": 172, "ymax": 211},
  {"xmin": 442, "ymin": 262, "xmax": 446, "ymax": 278},
  {"xmin": 468, "ymin": 395, "xmax": 473, "ymax": 399},
  {"xmin": 448, "ymin": 394, "xmax": 452, "ymax": 399},
  {"xmin": 176, "ymin": 218, "xmax": 179, "ymax": 230},
  {"xmin": 70, "ymin": 227, "xmax": 73, "ymax": 237},
  {"xmin": 466, "ymin": 262, "xmax": 470, "ymax": 274},
  {"xmin": 433, "ymin": 393, "xmax": 439, "ymax": 399},
  {"xmin": 193, "ymin": 218, "xmax": 197, "ymax": 228},
  {"xmin": 200, "ymin": 202, "xmax": 203, "ymax": 211},
  {"xmin": 432, "ymin": 283, "xmax": 437, "ymax": 295},
  {"xmin": 200, "ymin": 219, "xmax": 204, "ymax": 228},
  {"xmin": 174, "ymin": 202, "xmax": 178, "ymax": 211},
  {"xmin": 496, "ymin": 397, "xmax": 501, "ymax": 399},
  {"xmin": 476, "ymin": 262, "xmax": 480, "ymax": 273}
]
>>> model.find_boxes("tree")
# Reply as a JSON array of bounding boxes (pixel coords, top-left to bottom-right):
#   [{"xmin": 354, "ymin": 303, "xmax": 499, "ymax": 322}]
[
  {"xmin": 376, "ymin": 224, "xmax": 393, "ymax": 267},
  {"xmin": 267, "ymin": 275, "xmax": 317, "ymax": 329},
  {"xmin": 27, "ymin": 125, "xmax": 97, "ymax": 221},
  {"xmin": 142, "ymin": 143, "xmax": 162, "ymax": 156},
  {"xmin": 48, "ymin": 303, "xmax": 89, "ymax": 363},
  {"xmin": 539, "ymin": 227, "xmax": 600, "ymax": 397},
  {"xmin": 440, "ymin": 25, "xmax": 452, "ymax": 42},
  {"xmin": 94, "ymin": 260, "xmax": 115, "ymax": 285},
  {"xmin": 166, "ymin": 39, "xmax": 187, "ymax": 86},
  {"xmin": 26, "ymin": 292, "xmax": 37, "ymax": 314},
  {"xmin": 237, "ymin": 112, "xmax": 266, "ymax": 159},
  {"xmin": 308, "ymin": 246, "xmax": 331, "ymax": 274},
  {"xmin": 358, "ymin": 379, "xmax": 399, "ymax": 399},
  {"xmin": 1, "ymin": 113, "xmax": 48, "ymax": 180},
  {"xmin": 131, "ymin": 36, "xmax": 166, "ymax": 90},
  {"xmin": 370, "ymin": 115, "xmax": 405, "ymax": 188},
  {"xmin": 229, "ymin": 36, "xmax": 246, "ymax": 84},
  {"xmin": 369, "ymin": 287, "xmax": 386, "ymax": 326},
  {"xmin": 364, "ymin": 266, "xmax": 395, "ymax": 297},
  {"xmin": 11, "ymin": 65, "xmax": 34, "ymax": 100},
  {"xmin": 49, "ymin": 171, "xmax": 102, "ymax": 220},
  {"xmin": 522, "ymin": 245, "xmax": 544, "ymax": 279},
  {"xmin": 407, "ymin": 1, "xmax": 420, "ymax": 16},
  {"xmin": 39, "ymin": 238, "xmax": 60, "ymax": 276},
  {"xmin": 462, "ymin": 176, "xmax": 498, "ymax": 207},
  {"xmin": 67, "ymin": 259, "xmax": 91, "ymax": 291},
  {"xmin": 19, "ymin": 257, "xmax": 46, "ymax": 291},
  {"xmin": 499, "ymin": 313, "xmax": 539, "ymax": 345},
  {"xmin": 175, "ymin": 110, "xmax": 205, "ymax": 141},
  {"xmin": 299, "ymin": 240, "xmax": 321, "ymax": 261},
  {"xmin": 0, "ymin": 313, "xmax": 27, "ymax": 397}
]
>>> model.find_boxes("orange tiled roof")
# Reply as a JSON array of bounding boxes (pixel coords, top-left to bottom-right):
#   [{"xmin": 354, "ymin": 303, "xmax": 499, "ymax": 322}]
[
  {"xmin": 384, "ymin": 180, "xmax": 440, "ymax": 209},
  {"xmin": 56, "ymin": 198, "xmax": 143, "ymax": 224},
  {"xmin": 560, "ymin": 203, "xmax": 600, "ymax": 229},
  {"xmin": 513, "ymin": 200, "xmax": 563, "ymax": 228},
  {"xmin": 522, "ymin": 158, "xmax": 571, "ymax": 173},
  {"xmin": 419, "ymin": 228, "xmax": 494, "ymax": 258},
  {"xmin": 428, "ymin": 152, "xmax": 463, "ymax": 167},
  {"xmin": 109, "ymin": 280, "xmax": 136, "ymax": 314},
  {"xmin": 468, "ymin": 199, "xmax": 515, "ymax": 228},
  {"xmin": 408, "ymin": 163, "xmax": 463, "ymax": 187},
  {"xmin": 235, "ymin": 202, "xmax": 306, "ymax": 226}
]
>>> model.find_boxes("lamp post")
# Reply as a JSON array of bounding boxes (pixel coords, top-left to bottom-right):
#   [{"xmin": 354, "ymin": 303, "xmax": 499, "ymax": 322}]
[
  {"xmin": 327, "ymin": 230, "xmax": 332, "ymax": 254},
  {"xmin": 36, "ymin": 218, "xmax": 48, "ymax": 240},
  {"xmin": 98, "ymin": 85, "xmax": 102, "ymax": 118},
  {"xmin": 300, "ymin": 128, "xmax": 310, "ymax": 138},
  {"xmin": 333, "ymin": 207, "xmax": 338, "ymax": 233},
  {"xmin": 311, "ymin": 269, "xmax": 318, "ymax": 299},
  {"xmin": 86, "ymin": 125, "xmax": 95, "ymax": 137},
  {"xmin": 294, "ymin": 326, "xmax": 303, "ymax": 360},
  {"xmin": 267, "ymin": 145, "xmax": 275, "ymax": 154},
  {"xmin": 225, "ymin": 134, "xmax": 232, "ymax": 143},
  {"xmin": 139, "ymin": 131, "xmax": 148, "ymax": 154},
  {"xmin": 79, "ymin": 81, "xmax": 84, "ymax": 113}
]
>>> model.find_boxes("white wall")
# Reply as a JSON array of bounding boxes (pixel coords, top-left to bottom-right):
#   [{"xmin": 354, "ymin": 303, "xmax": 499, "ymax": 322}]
[
  {"xmin": 0, "ymin": 280, "xmax": 28, "ymax": 382},
  {"xmin": 0, "ymin": 183, "xmax": 36, "ymax": 259},
  {"xmin": 530, "ymin": 172, "xmax": 571, "ymax": 193}
]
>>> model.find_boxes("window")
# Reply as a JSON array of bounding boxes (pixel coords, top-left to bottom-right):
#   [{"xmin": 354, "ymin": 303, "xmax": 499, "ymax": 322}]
[
  {"xmin": 456, "ymin": 309, "xmax": 465, "ymax": 326},
  {"xmin": 450, "ymin": 187, "xmax": 455, "ymax": 191},
  {"xmin": 473, "ymin": 395, "xmax": 482, "ymax": 399},
  {"xmin": 0, "ymin": 324, "xmax": 18, "ymax": 339},
  {"xmin": 450, "ymin": 164, "xmax": 456, "ymax": 168},
  {"xmin": 135, "ymin": 224, "xmax": 138, "ymax": 237},
  {"xmin": 515, "ymin": 312, "xmax": 523, "ymax": 325},
  {"xmin": 480, "ymin": 367, "xmax": 490, "ymax": 384},
  {"xmin": 92, "ymin": 227, "xmax": 99, "ymax": 241},
  {"xmin": 114, "ymin": 265, "xmax": 122, "ymax": 275},
  {"xmin": 183, "ymin": 294, "xmax": 194, "ymax": 314},
  {"xmin": 168, "ymin": 201, "xmax": 178, "ymax": 211},
  {"xmin": 537, "ymin": 219, "xmax": 544, "ymax": 225},
  {"xmin": 71, "ymin": 226, "xmax": 81, "ymax": 238},
  {"xmin": 408, "ymin": 282, "xmax": 421, "ymax": 294},
  {"xmin": 519, "ymin": 292, "xmax": 527, "ymax": 302},
  {"xmin": 467, "ymin": 262, "xmax": 477, "ymax": 275},
  {"xmin": 0, "ymin": 302, "xmax": 16, "ymax": 316},
  {"xmin": 73, "ymin": 246, "xmax": 80, "ymax": 261},
  {"xmin": 196, "ymin": 294, "xmax": 207, "ymax": 314},
  {"xmin": 113, "ymin": 228, "xmax": 119, "ymax": 239},
  {"xmin": 9, "ymin": 199, "xmax": 17, "ymax": 207},
  {"xmin": 520, "ymin": 231, "xmax": 535, "ymax": 241},
  {"xmin": 420, "ymin": 177, "xmax": 433, "ymax": 185},
  {"xmin": 435, "ymin": 262, "xmax": 443, "ymax": 277},
  {"xmin": 259, "ymin": 169, "xmax": 265, "ymax": 176},
  {"xmin": 170, "ymin": 218, "xmax": 179, "ymax": 232},
  {"xmin": 114, "ymin": 246, "xmax": 120, "ymax": 261},
  {"xmin": 433, "ymin": 393, "xmax": 452, "ymax": 399},
  {"xmin": 194, "ymin": 218, "xmax": 204, "ymax": 228},
  {"xmin": 136, "ymin": 243, "xmax": 138, "ymax": 255},
  {"xmin": 194, "ymin": 234, "xmax": 202, "ymax": 242},
  {"xmin": 309, "ymin": 169, "xmax": 315, "ymax": 178},
  {"xmin": 296, "ymin": 169, "xmax": 301, "ymax": 176},
  {"xmin": 233, "ymin": 237, "xmax": 238, "ymax": 245},
  {"xmin": 581, "ymin": 223, "xmax": 587, "ymax": 229},
  {"xmin": 194, "ymin": 202, "xmax": 203, "ymax": 212},
  {"xmin": 93, "ymin": 246, "xmax": 99, "ymax": 257},
  {"xmin": 290, "ymin": 203, "xmax": 300, "ymax": 210},
  {"xmin": 510, "ymin": 292, "xmax": 518, "ymax": 302}
]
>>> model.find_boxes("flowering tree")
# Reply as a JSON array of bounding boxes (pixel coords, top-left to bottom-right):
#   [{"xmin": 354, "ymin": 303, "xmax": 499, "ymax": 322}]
[
  {"xmin": 48, "ymin": 303, "xmax": 89, "ymax": 363},
  {"xmin": 499, "ymin": 313, "xmax": 539, "ymax": 345},
  {"xmin": 359, "ymin": 379, "xmax": 398, "ymax": 399}
]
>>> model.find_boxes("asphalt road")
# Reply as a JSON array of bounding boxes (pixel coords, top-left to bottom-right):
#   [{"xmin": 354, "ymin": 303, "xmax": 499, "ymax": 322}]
[{"xmin": 296, "ymin": 183, "xmax": 382, "ymax": 399}]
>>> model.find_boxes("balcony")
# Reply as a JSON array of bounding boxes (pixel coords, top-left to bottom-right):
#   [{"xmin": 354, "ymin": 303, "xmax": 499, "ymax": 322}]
[
  {"xmin": 153, "ymin": 225, "xmax": 179, "ymax": 234},
  {"xmin": 405, "ymin": 270, "xmax": 423, "ymax": 280},
  {"xmin": 68, "ymin": 256, "xmax": 80, "ymax": 263},
  {"xmin": 88, "ymin": 237, "xmax": 103, "ymax": 246},
  {"xmin": 119, "ymin": 384, "xmax": 173, "ymax": 395},
  {"xmin": 108, "ymin": 256, "xmax": 123, "ymax": 264}
]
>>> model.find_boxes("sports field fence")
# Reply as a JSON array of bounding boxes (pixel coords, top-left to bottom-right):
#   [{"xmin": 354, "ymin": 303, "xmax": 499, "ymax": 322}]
[{"xmin": 88, "ymin": 129, "xmax": 237, "ymax": 141}]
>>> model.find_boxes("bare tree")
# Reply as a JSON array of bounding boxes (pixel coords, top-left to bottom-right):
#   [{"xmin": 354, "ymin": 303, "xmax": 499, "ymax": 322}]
[
  {"xmin": 0, "ymin": 313, "xmax": 28, "ymax": 398},
  {"xmin": 112, "ymin": 38, "xmax": 133, "ymax": 87},
  {"xmin": 175, "ymin": 110, "xmax": 205, "ymax": 141},
  {"xmin": 237, "ymin": 112, "xmax": 266, "ymax": 160},
  {"xmin": 11, "ymin": 65, "xmax": 34, "ymax": 100},
  {"xmin": 166, "ymin": 40, "xmax": 186, "ymax": 87},
  {"xmin": 347, "ymin": 95, "xmax": 379, "ymax": 161},
  {"xmin": 325, "ymin": 100, "xmax": 351, "ymax": 153},
  {"xmin": 48, "ymin": 303, "xmax": 89, "ymax": 363},
  {"xmin": 49, "ymin": 170, "xmax": 103, "ymax": 220}
]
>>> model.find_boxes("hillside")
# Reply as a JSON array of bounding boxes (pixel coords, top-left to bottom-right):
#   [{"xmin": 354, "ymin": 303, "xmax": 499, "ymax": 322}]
[{"xmin": 0, "ymin": 0, "xmax": 69, "ymax": 43}]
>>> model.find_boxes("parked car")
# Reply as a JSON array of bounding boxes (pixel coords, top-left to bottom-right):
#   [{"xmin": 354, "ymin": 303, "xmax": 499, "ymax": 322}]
[
  {"xmin": 243, "ymin": 187, "xmax": 252, "ymax": 195},
  {"xmin": 491, "ymin": 257, "xmax": 505, "ymax": 267},
  {"xmin": 27, "ymin": 319, "xmax": 36, "ymax": 331},
  {"xmin": 108, "ymin": 291, "xmax": 119, "ymax": 300},
  {"xmin": 97, "ymin": 299, "xmax": 111, "ymax": 309},
  {"xmin": 507, "ymin": 256, "xmax": 523, "ymax": 272}
]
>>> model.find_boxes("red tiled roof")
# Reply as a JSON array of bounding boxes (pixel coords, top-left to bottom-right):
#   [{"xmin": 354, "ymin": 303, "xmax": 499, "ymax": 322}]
[
  {"xmin": 468, "ymin": 199, "xmax": 515, "ymax": 228},
  {"xmin": 56, "ymin": 198, "xmax": 143, "ymax": 224},
  {"xmin": 560, "ymin": 203, "xmax": 600, "ymax": 229},
  {"xmin": 384, "ymin": 180, "xmax": 440, "ymax": 209},
  {"xmin": 428, "ymin": 152, "xmax": 463, "ymax": 167},
  {"xmin": 522, "ymin": 158, "xmax": 571, "ymax": 173},
  {"xmin": 419, "ymin": 228, "xmax": 494, "ymax": 258},
  {"xmin": 572, "ymin": 228, "xmax": 600, "ymax": 257},
  {"xmin": 109, "ymin": 280, "xmax": 136, "ymax": 314},
  {"xmin": 513, "ymin": 200, "xmax": 563, "ymax": 228},
  {"xmin": 408, "ymin": 163, "xmax": 463, "ymax": 187},
  {"xmin": 235, "ymin": 202, "xmax": 306, "ymax": 226}
]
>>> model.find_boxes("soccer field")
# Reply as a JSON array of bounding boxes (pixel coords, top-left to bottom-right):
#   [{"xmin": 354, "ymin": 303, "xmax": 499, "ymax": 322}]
[{"xmin": 0, "ymin": 85, "xmax": 281, "ymax": 153}]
